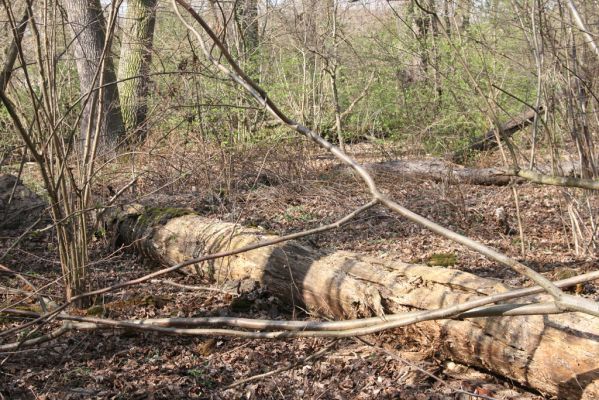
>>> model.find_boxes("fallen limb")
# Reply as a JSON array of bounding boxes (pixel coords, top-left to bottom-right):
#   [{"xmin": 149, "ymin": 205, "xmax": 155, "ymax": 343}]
[
  {"xmin": 0, "ymin": 322, "xmax": 74, "ymax": 351},
  {"xmin": 452, "ymin": 107, "xmax": 542, "ymax": 163},
  {"xmin": 111, "ymin": 206, "xmax": 599, "ymax": 398},
  {"xmin": 0, "ymin": 200, "xmax": 377, "ymax": 340},
  {"xmin": 149, "ymin": 279, "xmax": 237, "ymax": 295},
  {"xmin": 514, "ymin": 168, "xmax": 599, "ymax": 190},
  {"xmin": 171, "ymin": 0, "xmax": 599, "ymax": 317},
  {"xmin": 339, "ymin": 158, "xmax": 599, "ymax": 190},
  {"xmin": 341, "ymin": 158, "xmax": 519, "ymax": 186}
]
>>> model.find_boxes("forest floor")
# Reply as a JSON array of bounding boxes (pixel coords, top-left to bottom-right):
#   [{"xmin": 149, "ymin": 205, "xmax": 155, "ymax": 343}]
[{"xmin": 1, "ymin": 141, "xmax": 597, "ymax": 399}]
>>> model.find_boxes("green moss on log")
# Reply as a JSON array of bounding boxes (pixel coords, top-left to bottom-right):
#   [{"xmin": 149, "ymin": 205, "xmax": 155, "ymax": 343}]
[
  {"xmin": 137, "ymin": 207, "xmax": 195, "ymax": 227},
  {"xmin": 426, "ymin": 253, "xmax": 457, "ymax": 267}
]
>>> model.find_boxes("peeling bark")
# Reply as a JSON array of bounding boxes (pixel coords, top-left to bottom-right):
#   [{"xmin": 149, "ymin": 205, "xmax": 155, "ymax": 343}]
[{"xmin": 111, "ymin": 205, "xmax": 599, "ymax": 398}]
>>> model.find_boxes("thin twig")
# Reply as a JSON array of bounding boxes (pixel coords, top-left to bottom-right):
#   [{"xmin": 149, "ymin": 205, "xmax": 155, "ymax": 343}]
[
  {"xmin": 150, "ymin": 279, "xmax": 237, "ymax": 295},
  {"xmin": 0, "ymin": 200, "xmax": 378, "ymax": 338},
  {"xmin": 171, "ymin": 0, "xmax": 599, "ymax": 316},
  {"xmin": 224, "ymin": 340, "xmax": 339, "ymax": 389},
  {"xmin": 356, "ymin": 338, "xmax": 497, "ymax": 400}
]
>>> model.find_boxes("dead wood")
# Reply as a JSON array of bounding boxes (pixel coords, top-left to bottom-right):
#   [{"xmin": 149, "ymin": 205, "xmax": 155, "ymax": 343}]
[
  {"xmin": 336, "ymin": 158, "xmax": 521, "ymax": 186},
  {"xmin": 337, "ymin": 158, "xmax": 596, "ymax": 190},
  {"xmin": 112, "ymin": 205, "xmax": 599, "ymax": 399},
  {"xmin": 453, "ymin": 107, "xmax": 542, "ymax": 163}
]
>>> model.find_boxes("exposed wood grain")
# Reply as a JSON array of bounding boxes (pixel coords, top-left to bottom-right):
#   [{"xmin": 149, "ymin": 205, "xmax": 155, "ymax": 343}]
[{"xmin": 114, "ymin": 207, "xmax": 599, "ymax": 398}]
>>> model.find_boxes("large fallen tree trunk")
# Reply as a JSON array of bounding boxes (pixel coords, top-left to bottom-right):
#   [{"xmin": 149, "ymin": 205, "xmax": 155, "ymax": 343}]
[
  {"xmin": 112, "ymin": 206, "xmax": 599, "ymax": 399},
  {"xmin": 453, "ymin": 107, "xmax": 542, "ymax": 163}
]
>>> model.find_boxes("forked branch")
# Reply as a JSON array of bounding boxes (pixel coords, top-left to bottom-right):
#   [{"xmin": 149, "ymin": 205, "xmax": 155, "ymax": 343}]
[{"xmin": 171, "ymin": 0, "xmax": 599, "ymax": 317}]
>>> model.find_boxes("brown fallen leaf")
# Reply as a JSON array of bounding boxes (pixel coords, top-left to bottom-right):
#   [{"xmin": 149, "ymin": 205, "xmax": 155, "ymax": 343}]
[{"xmin": 196, "ymin": 338, "xmax": 217, "ymax": 356}]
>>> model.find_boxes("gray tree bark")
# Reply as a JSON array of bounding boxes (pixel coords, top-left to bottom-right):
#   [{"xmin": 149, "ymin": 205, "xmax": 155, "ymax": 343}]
[
  {"xmin": 236, "ymin": 0, "xmax": 259, "ymax": 57},
  {"xmin": 64, "ymin": 0, "xmax": 124, "ymax": 147},
  {"xmin": 0, "ymin": 5, "xmax": 30, "ymax": 92}
]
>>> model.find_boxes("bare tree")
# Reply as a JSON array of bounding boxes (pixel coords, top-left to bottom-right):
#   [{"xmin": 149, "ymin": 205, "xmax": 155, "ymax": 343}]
[
  {"xmin": 1, "ymin": 0, "xmax": 123, "ymax": 306},
  {"xmin": 235, "ymin": 0, "xmax": 259, "ymax": 58}
]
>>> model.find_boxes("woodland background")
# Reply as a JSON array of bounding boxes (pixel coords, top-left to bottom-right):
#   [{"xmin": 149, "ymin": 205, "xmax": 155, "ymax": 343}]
[{"xmin": 1, "ymin": 0, "xmax": 599, "ymax": 398}]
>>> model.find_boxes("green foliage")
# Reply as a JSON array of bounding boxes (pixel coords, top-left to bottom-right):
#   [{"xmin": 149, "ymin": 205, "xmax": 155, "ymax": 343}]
[
  {"xmin": 1, "ymin": 1, "xmax": 540, "ymax": 155},
  {"xmin": 186, "ymin": 363, "xmax": 215, "ymax": 388},
  {"xmin": 426, "ymin": 253, "xmax": 457, "ymax": 267}
]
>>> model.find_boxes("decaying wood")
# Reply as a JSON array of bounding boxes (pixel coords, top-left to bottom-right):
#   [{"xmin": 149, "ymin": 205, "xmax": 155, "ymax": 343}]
[
  {"xmin": 453, "ymin": 108, "xmax": 542, "ymax": 163},
  {"xmin": 338, "ymin": 158, "xmax": 594, "ymax": 189},
  {"xmin": 113, "ymin": 206, "xmax": 599, "ymax": 399},
  {"xmin": 337, "ymin": 158, "xmax": 521, "ymax": 186}
]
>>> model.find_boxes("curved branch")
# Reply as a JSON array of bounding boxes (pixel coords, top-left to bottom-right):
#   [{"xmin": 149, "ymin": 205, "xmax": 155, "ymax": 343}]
[
  {"xmin": 171, "ymin": 0, "xmax": 599, "ymax": 317},
  {"xmin": 6, "ymin": 268, "xmax": 599, "ymax": 336},
  {"xmin": 514, "ymin": 168, "xmax": 599, "ymax": 190},
  {"xmin": 0, "ymin": 200, "xmax": 378, "ymax": 338}
]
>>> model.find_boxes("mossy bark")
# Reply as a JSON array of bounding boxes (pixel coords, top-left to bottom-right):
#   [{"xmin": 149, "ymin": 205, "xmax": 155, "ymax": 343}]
[
  {"xmin": 112, "ymin": 205, "xmax": 599, "ymax": 399},
  {"xmin": 117, "ymin": 0, "xmax": 157, "ymax": 141}
]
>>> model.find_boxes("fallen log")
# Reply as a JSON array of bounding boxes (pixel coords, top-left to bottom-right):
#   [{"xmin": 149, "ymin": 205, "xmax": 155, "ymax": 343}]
[
  {"xmin": 335, "ymin": 158, "xmax": 521, "ymax": 186},
  {"xmin": 338, "ymin": 159, "xmax": 598, "ymax": 190},
  {"xmin": 453, "ymin": 107, "xmax": 542, "ymax": 163},
  {"xmin": 112, "ymin": 206, "xmax": 599, "ymax": 399}
]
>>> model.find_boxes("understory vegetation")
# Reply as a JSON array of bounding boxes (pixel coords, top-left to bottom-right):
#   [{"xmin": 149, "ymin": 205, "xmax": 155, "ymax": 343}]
[{"xmin": 1, "ymin": 0, "xmax": 598, "ymax": 399}]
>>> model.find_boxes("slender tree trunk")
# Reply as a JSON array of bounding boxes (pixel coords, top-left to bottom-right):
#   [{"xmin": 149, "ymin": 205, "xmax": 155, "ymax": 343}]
[
  {"xmin": 327, "ymin": 0, "xmax": 344, "ymax": 151},
  {"xmin": 236, "ymin": 0, "xmax": 259, "ymax": 57},
  {"xmin": 330, "ymin": 67, "xmax": 344, "ymax": 151},
  {"xmin": 64, "ymin": 0, "xmax": 124, "ymax": 148},
  {"xmin": 443, "ymin": 0, "xmax": 451, "ymax": 36},
  {"xmin": 234, "ymin": 0, "xmax": 259, "ymax": 140},
  {"xmin": 117, "ymin": 0, "xmax": 157, "ymax": 142},
  {"xmin": 460, "ymin": 0, "xmax": 471, "ymax": 30},
  {"xmin": 0, "ymin": 5, "xmax": 30, "ymax": 91}
]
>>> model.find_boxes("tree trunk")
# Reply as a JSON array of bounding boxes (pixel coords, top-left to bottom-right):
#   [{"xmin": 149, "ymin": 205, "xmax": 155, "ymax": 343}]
[
  {"xmin": 0, "ymin": 5, "xmax": 30, "ymax": 92},
  {"xmin": 64, "ymin": 0, "xmax": 124, "ymax": 147},
  {"xmin": 117, "ymin": 0, "xmax": 157, "ymax": 142},
  {"xmin": 112, "ymin": 206, "xmax": 599, "ymax": 399},
  {"xmin": 233, "ymin": 0, "xmax": 259, "ymax": 140},
  {"xmin": 236, "ymin": 0, "xmax": 259, "ymax": 57}
]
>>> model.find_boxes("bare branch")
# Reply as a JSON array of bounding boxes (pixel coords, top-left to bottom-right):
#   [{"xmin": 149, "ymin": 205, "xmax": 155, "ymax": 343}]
[{"xmin": 171, "ymin": 0, "xmax": 599, "ymax": 317}]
